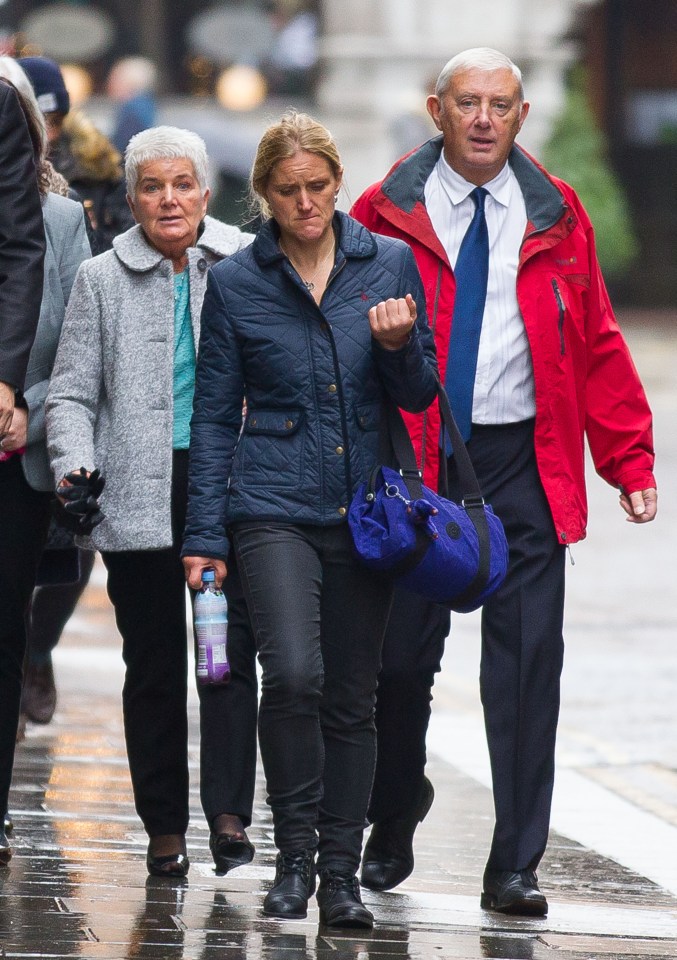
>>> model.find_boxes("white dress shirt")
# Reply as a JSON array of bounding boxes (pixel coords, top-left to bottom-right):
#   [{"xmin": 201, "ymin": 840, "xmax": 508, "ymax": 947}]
[{"xmin": 424, "ymin": 154, "xmax": 536, "ymax": 424}]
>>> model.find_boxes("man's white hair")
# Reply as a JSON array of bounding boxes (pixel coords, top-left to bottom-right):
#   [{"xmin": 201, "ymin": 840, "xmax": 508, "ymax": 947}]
[
  {"xmin": 435, "ymin": 48, "xmax": 524, "ymax": 101},
  {"xmin": 125, "ymin": 126, "xmax": 209, "ymax": 195}
]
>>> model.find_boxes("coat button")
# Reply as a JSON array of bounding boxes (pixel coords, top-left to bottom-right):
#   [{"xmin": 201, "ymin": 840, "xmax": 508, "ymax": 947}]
[
  {"xmin": 285, "ymin": 420, "xmax": 294, "ymax": 429},
  {"xmin": 335, "ymin": 445, "xmax": 344, "ymax": 455},
  {"xmin": 250, "ymin": 418, "xmax": 257, "ymax": 426},
  {"xmin": 328, "ymin": 383, "xmax": 337, "ymax": 393},
  {"xmin": 197, "ymin": 257, "xmax": 208, "ymax": 271},
  {"xmin": 338, "ymin": 506, "xmax": 346, "ymax": 516}
]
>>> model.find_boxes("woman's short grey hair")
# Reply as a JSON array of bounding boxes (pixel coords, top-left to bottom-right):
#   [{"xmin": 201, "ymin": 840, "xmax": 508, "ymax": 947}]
[
  {"xmin": 125, "ymin": 126, "xmax": 209, "ymax": 196},
  {"xmin": 435, "ymin": 48, "xmax": 524, "ymax": 101}
]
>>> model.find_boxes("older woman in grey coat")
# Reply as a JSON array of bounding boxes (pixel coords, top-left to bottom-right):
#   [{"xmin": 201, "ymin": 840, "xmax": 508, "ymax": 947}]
[
  {"xmin": 0, "ymin": 73, "xmax": 89, "ymax": 865},
  {"xmin": 46, "ymin": 127, "xmax": 257, "ymax": 878}
]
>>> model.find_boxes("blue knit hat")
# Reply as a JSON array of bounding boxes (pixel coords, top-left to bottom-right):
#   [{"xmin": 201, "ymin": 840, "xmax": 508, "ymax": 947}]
[{"xmin": 18, "ymin": 56, "xmax": 70, "ymax": 115}]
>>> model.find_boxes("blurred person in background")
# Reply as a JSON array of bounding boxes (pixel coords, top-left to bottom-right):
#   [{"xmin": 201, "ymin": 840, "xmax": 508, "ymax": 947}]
[
  {"xmin": 55, "ymin": 110, "xmax": 135, "ymax": 254},
  {"xmin": 261, "ymin": 0, "xmax": 319, "ymax": 96},
  {"xmin": 46, "ymin": 126, "xmax": 258, "ymax": 879},
  {"xmin": 351, "ymin": 47, "xmax": 656, "ymax": 916},
  {"xmin": 0, "ymin": 75, "xmax": 87, "ymax": 865},
  {"xmin": 107, "ymin": 56, "xmax": 158, "ymax": 155},
  {"xmin": 18, "ymin": 55, "xmax": 70, "ymax": 149}
]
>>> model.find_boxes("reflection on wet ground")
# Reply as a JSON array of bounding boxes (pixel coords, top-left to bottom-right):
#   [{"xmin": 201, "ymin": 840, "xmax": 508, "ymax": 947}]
[{"xmin": 2, "ymin": 563, "xmax": 677, "ymax": 959}]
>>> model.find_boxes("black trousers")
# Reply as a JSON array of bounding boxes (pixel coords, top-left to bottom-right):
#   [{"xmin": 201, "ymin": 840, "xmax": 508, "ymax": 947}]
[
  {"xmin": 233, "ymin": 521, "xmax": 393, "ymax": 874},
  {"xmin": 27, "ymin": 548, "xmax": 96, "ymax": 665},
  {"xmin": 101, "ymin": 450, "xmax": 258, "ymax": 837},
  {"xmin": 371, "ymin": 420, "xmax": 565, "ymax": 872},
  {"xmin": 0, "ymin": 457, "xmax": 51, "ymax": 817}
]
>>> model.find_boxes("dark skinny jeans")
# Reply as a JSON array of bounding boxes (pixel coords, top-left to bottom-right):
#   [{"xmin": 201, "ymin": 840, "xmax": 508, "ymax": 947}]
[{"xmin": 233, "ymin": 521, "xmax": 393, "ymax": 876}]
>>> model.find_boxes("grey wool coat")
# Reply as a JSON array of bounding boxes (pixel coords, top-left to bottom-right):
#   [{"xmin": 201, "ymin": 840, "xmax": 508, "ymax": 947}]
[
  {"xmin": 22, "ymin": 191, "xmax": 91, "ymax": 492},
  {"xmin": 46, "ymin": 216, "xmax": 254, "ymax": 551}
]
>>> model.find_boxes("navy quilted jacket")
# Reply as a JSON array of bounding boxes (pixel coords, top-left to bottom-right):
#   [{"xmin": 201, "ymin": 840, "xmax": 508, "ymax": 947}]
[{"xmin": 182, "ymin": 211, "xmax": 438, "ymax": 560}]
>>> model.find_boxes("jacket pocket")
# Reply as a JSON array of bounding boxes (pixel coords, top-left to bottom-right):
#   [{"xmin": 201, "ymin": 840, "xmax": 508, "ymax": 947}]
[
  {"xmin": 551, "ymin": 278, "xmax": 566, "ymax": 356},
  {"xmin": 235, "ymin": 408, "xmax": 305, "ymax": 487}
]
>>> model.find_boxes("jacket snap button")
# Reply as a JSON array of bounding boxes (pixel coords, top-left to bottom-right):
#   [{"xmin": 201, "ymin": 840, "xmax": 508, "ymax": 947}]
[
  {"xmin": 338, "ymin": 506, "xmax": 346, "ymax": 516},
  {"xmin": 197, "ymin": 257, "xmax": 208, "ymax": 271},
  {"xmin": 250, "ymin": 418, "xmax": 257, "ymax": 426},
  {"xmin": 285, "ymin": 420, "xmax": 294, "ymax": 429},
  {"xmin": 328, "ymin": 383, "xmax": 337, "ymax": 393},
  {"xmin": 335, "ymin": 445, "xmax": 344, "ymax": 455}
]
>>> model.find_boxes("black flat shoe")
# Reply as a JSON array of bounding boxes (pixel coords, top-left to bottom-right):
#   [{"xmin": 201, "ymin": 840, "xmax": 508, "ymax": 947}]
[
  {"xmin": 262, "ymin": 849, "xmax": 316, "ymax": 919},
  {"xmin": 0, "ymin": 828, "xmax": 11, "ymax": 867},
  {"xmin": 146, "ymin": 837, "xmax": 189, "ymax": 879},
  {"xmin": 481, "ymin": 868, "xmax": 548, "ymax": 916},
  {"xmin": 360, "ymin": 775, "xmax": 434, "ymax": 891},
  {"xmin": 318, "ymin": 870, "xmax": 373, "ymax": 929},
  {"xmin": 210, "ymin": 830, "xmax": 255, "ymax": 875}
]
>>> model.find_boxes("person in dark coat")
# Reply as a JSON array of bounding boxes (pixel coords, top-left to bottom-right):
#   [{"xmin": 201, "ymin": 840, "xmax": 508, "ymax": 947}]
[
  {"xmin": 182, "ymin": 111, "xmax": 438, "ymax": 929},
  {"xmin": 0, "ymin": 80, "xmax": 45, "ymax": 434},
  {"xmin": 0, "ymin": 77, "xmax": 61, "ymax": 866}
]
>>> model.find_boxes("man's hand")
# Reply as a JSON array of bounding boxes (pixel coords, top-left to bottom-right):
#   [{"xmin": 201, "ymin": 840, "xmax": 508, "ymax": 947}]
[
  {"xmin": 619, "ymin": 487, "xmax": 657, "ymax": 524},
  {"xmin": 0, "ymin": 405, "xmax": 28, "ymax": 452},
  {"xmin": 0, "ymin": 381, "xmax": 16, "ymax": 436},
  {"xmin": 183, "ymin": 556, "xmax": 228, "ymax": 590},
  {"xmin": 369, "ymin": 294, "xmax": 416, "ymax": 351}
]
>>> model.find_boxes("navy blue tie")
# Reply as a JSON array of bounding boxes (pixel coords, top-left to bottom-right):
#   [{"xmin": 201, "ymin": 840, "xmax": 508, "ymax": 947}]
[{"xmin": 444, "ymin": 187, "xmax": 489, "ymax": 448}]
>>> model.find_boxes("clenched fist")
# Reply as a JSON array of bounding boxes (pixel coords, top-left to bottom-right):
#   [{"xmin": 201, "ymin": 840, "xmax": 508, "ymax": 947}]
[{"xmin": 369, "ymin": 294, "xmax": 417, "ymax": 351}]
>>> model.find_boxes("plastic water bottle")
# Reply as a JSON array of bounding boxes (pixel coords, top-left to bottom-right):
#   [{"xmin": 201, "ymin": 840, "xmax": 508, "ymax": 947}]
[{"xmin": 194, "ymin": 569, "xmax": 230, "ymax": 685}]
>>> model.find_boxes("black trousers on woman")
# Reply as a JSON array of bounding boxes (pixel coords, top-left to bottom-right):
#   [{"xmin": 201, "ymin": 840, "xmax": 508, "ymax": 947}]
[
  {"xmin": 233, "ymin": 521, "xmax": 393, "ymax": 875},
  {"xmin": 0, "ymin": 456, "xmax": 51, "ymax": 818},
  {"xmin": 370, "ymin": 420, "xmax": 565, "ymax": 873},
  {"xmin": 101, "ymin": 450, "xmax": 258, "ymax": 838}
]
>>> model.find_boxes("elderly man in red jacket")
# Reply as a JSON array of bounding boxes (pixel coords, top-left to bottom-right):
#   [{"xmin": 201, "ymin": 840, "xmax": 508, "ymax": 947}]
[{"xmin": 351, "ymin": 47, "xmax": 656, "ymax": 916}]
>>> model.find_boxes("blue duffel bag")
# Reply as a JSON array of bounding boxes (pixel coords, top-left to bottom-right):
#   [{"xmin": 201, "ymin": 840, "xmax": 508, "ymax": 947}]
[{"xmin": 348, "ymin": 384, "xmax": 508, "ymax": 613}]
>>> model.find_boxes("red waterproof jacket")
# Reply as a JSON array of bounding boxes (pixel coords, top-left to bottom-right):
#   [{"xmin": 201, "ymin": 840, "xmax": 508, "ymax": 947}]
[{"xmin": 350, "ymin": 137, "xmax": 656, "ymax": 545}]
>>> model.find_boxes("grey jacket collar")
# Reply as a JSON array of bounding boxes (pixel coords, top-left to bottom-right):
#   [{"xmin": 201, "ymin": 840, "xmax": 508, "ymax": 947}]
[
  {"xmin": 113, "ymin": 215, "xmax": 246, "ymax": 272},
  {"xmin": 382, "ymin": 135, "xmax": 566, "ymax": 233}
]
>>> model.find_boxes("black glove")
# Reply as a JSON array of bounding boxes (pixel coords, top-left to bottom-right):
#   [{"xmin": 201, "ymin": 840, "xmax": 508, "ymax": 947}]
[{"xmin": 55, "ymin": 467, "xmax": 106, "ymax": 535}]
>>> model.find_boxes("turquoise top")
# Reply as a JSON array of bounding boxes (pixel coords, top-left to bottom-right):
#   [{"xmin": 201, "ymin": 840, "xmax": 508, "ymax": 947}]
[{"xmin": 172, "ymin": 268, "xmax": 196, "ymax": 449}]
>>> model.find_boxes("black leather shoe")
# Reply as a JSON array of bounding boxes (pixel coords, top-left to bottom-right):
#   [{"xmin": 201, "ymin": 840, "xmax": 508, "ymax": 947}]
[
  {"xmin": 360, "ymin": 776, "xmax": 434, "ymax": 891},
  {"xmin": 317, "ymin": 870, "xmax": 374, "ymax": 929},
  {"xmin": 263, "ymin": 850, "xmax": 316, "ymax": 919},
  {"xmin": 21, "ymin": 659, "xmax": 57, "ymax": 724},
  {"xmin": 481, "ymin": 868, "xmax": 548, "ymax": 916},
  {"xmin": 0, "ymin": 827, "xmax": 11, "ymax": 866},
  {"xmin": 146, "ymin": 837, "xmax": 189, "ymax": 878},
  {"xmin": 210, "ymin": 830, "xmax": 255, "ymax": 875}
]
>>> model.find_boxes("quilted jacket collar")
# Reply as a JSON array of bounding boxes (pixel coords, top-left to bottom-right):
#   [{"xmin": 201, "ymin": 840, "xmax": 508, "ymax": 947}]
[
  {"xmin": 113, "ymin": 215, "xmax": 245, "ymax": 272},
  {"xmin": 253, "ymin": 210, "xmax": 377, "ymax": 268}
]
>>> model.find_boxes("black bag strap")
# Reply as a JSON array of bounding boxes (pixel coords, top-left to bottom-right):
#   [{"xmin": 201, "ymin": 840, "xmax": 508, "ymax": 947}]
[{"xmin": 380, "ymin": 381, "xmax": 493, "ymax": 608}]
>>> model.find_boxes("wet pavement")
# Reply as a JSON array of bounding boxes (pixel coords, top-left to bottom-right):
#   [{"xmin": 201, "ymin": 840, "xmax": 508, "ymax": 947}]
[{"xmin": 3, "ymin": 312, "xmax": 677, "ymax": 959}]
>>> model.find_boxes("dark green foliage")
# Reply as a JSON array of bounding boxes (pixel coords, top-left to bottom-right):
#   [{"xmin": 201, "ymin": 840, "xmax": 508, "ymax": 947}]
[{"xmin": 542, "ymin": 67, "xmax": 638, "ymax": 276}]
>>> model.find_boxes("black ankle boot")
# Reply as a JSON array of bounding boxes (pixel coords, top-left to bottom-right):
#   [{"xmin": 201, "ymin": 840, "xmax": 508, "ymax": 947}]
[
  {"xmin": 317, "ymin": 870, "xmax": 374, "ymax": 929},
  {"xmin": 263, "ymin": 849, "xmax": 316, "ymax": 919}
]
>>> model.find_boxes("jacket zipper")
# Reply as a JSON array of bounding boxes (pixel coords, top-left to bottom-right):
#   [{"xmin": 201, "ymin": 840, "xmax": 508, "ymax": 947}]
[
  {"xmin": 317, "ymin": 261, "xmax": 354, "ymax": 504},
  {"xmin": 551, "ymin": 278, "xmax": 566, "ymax": 356},
  {"xmin": 420, "ymin": 263, "xmax": 443, "ymax": 476}
]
